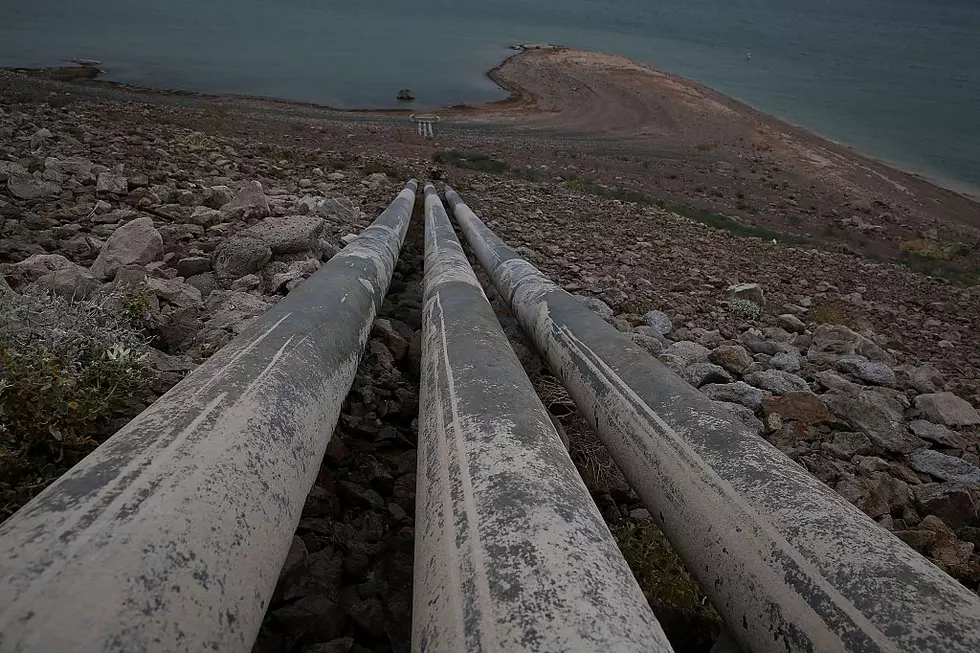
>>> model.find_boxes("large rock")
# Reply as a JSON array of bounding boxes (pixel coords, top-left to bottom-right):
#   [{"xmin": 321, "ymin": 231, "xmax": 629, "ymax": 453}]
[
  {"xmin": 702, "ymin": 382, "xmax": 764, "ymax": 411},
  {"xmin": 212, "ymin": 237, "xmax": 272, "ymax": 280},
  {"xmin": 913, "ymin": 392, "xmax": 980, "ymax": 427},
  {"xmin": 13, "ymin": 253, "xmax": 77, "ymax": 283},
  {"xmin": 835, "ymin": 355, "xmax": 896, "ymax": 387},
  {"xmin": 744, "ymin": 369, "xmax": 810, "ymax": 395},
  {"xmin": 913, "ymin": 482, "xmax": 980, "ymax": 527},
  {"xmin": 908, "ymin": 420, "xmax": 968, "ymax": 449},
  {"xmin": 762, "ymin": 392, "xmax": 830, "ymax": 425},
  {"xmin": 808, "ymin": 324, "xmax": 890, "ymax": 364},
  {"xmin": 824, "ymin": 390, "xmax": 925, "ymax": 454},
  {"xmin": 219, "ymin": 180, "xmax": 271, "ymax": 221},
  {"xmin": 709, "ymin": 345, "xmax": 754, "ymax": 376},
  {"xmin": 907, "ymin": 450, "xmax": 980, "ymax": 485},
  {"xmin": 728, "ymin": 282, "xmax": 764, "ymax": 306},
  {"xmin": 629, "ymin": 333, "xmax": 666, "ymax": 357},
  {"xmin": 665, "ymin": 341, "xmax": 711, "ymax": 364},
  {"xmin": 641, "ymin": 310, "xmax": 672, "ymax": 335},
  {"xmin": 90, "ymin": 218, "xmax": 164, "ymax": 280},
  {"xmin": 7, "ymin": 167, "xmax": 60, "ymax": 200},
  {"xmin": 244, "ymin": 215, "xmax": 326, "ymax": 254},
  {"xmin": 188, "ymin": 206, "xmax": 223, "ymax": 227},
  {"xmin": 30, "ymin": 267, "xmax": 99, "ymax": 300},
  {"xmin": 146, "ymin": 277, "xmax": 203, "ymax": 309}
]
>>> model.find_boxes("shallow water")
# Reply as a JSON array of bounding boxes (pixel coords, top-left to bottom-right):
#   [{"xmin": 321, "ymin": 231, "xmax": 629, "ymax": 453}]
[{"xmin": 1, "ymin": 0, "xmax": 978, "ymax": 192}]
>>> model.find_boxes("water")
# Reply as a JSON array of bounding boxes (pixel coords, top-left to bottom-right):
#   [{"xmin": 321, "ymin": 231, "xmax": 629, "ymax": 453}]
[{"xmin": 2, "ymin": 0, "xmax": 978, "ymax": 193}]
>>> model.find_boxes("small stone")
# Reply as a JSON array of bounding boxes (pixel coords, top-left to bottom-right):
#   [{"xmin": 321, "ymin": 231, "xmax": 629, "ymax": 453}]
[
  {"xmin": 823, "ymin": 432, "xmax": 873, "ymax": 459},
  {"xmin": 348, "ymin": 597, "xmax": 386, "ymax": 632},
  {"xmin": 336, "ymin": 481, "xmax": 384, "ymax": 510},
  {"xmin": 770, "ymin": 351, "xmax": 802, "ymax": 373},
  {"xmin": 31, "ymin": 267, "xmax": 99, "ymax": 300},
  {"xmin": 630, "ymin": 333, "xmax": 666, "ymax": 357},
  {"xmin": 913, "ymin": 392, "xmax": 980, "ymax": 427},
  {"xmin": 188, "ymin": 206, "xmax": 223, "ymax": 227}
]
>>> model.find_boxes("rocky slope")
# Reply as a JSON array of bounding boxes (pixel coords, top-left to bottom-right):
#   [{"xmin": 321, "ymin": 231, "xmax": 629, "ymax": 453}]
[{"xmin": 2, "ymin": 75, "xmax": 980, "ymax": 653}]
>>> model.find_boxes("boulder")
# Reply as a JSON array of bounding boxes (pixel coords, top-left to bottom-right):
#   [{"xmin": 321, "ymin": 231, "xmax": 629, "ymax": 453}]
[
  {"xmin": 396, "ymin": 89, "xmax": 415, "ymax": 101},
  {"xmin": 823, "ymin": 432, "xmax": 873, "ymax": 459},
  {"xmin": 835, "ymin": 355, "xmax": 896, "ymax": 387},
  {"xmin": 770, "ymin": 351, "xmax": 802, "ymax": 373},
  {"xmin": 715, "ymin": 401, "xmax": 765, "ymax": 436},
  {"xmin": 727, "ymin": 282, "xmax": 764, "ymax": 306},
  {"xmin": 808, "ymin": 324, "xmax": 890, "ymax": 364},
  {"xmin": 7, "ymin": 167, "xmax": 60, "ymax": 200},
  {"xmin": 244, "ymin": 216, "xmax": 326, "ymax": 254},
  {"xmin": 665, "ymin": 341, "xmax": 711, "ymax": 364},
  {"xmin": 146, "ymin": 277, "xmax": 203, "ymax": 309},
  {"xmin": 913, "ymin": 392, "xmax": 980, "ymax": 427},
  {"xmin": 30, "ymin": 266, "xmax": 99, "ymax": 300},
  {"xmin": 185, "ymin": 272, "xmax": 218, "ymax": 298},
  {"xmin": 202, "ymin": 186, "xmax": 235, "ymax": 209},
  {"xmin": 709, "ymin": 345, "xmax": 754, "ymax": 376},
  {"xmin": 641, "ymin": 310, "xmax": 672, "ymax": 335},
  {"xmin": 776, "ymin": 313, "xmax": 805, "ymax": 334},
  {"xmin": 908, "ymin": 420, "xmax": 967, "ymax": 449},
  {"xmin": 744, "ymin": 369, "xmax": 810, "ymax": 395},
  {"xmin": 219, "ymin": 180, "xmax": 271, "ymax": 221},
  {"xmin": 212, "ymin": 237, "xmax": 272, "ymax": 280},
  {"xmin": 906, "ymin": 450, "xmax": 980, "ymax": 485},
  {"xmin": 762, "ymin": 392, "xmax": 830, "ymax": 425},
  {"xmin": 824, "ymin": 390, "xmax": 924, "ymax": 454},
  {"xmin": 702, "ymin": 382, "xmax": 764, "ymax": 411},
  {"xmin": 13, "ymin": 253, "xmax": 77, "ymax": 283},
  {"xmin": 90, "ymin": 217, "xmax": 164, "ymax": 280}
]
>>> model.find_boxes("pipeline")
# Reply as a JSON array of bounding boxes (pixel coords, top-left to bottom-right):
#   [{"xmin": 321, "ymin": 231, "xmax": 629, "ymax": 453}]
[
  {"xmin": 0, "ymin": 181, "xmax": 418, "ymax": 653},
  {"xmin": 413, "ymin": 184, "xmax": 673, "ymax": 653},
  {"xmin": 445, "ymin": 185, "xmax": 980, "ymax": 653}
]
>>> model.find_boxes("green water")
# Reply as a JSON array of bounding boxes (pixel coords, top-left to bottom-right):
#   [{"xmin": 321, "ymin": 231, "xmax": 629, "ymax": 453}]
[{"xmin": 1, "ymin": 0, "xmax": 978, "ymax": 193}]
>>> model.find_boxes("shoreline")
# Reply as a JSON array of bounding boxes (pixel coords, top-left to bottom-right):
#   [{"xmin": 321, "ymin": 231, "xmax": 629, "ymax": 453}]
[{"xmin": 5, "ymin": 51, "xmax": 978, "ymax": 205}]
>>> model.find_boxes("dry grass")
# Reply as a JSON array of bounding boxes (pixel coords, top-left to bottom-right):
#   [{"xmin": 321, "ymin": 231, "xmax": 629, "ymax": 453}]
[
  {"xmin": 695, "ymin": 142, "xmax": 718, "ymax": 151},
  {"xmin": 808, "ymin": 298, "xmax": 858, "ymax": 328},
  {"xmin": 899, "ymin": 238, "xmax": 952, "ymax": 261}
]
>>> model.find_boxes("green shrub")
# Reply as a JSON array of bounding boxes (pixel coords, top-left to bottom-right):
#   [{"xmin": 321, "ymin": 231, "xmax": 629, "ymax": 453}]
[
  {"xmin": 899, "ymin": 238, "xmax": 951, "ymax": 261},
  {"xmin": 175, "ymin": 131, "xmax": 218, "ymax": 152},
  {"xmin": 727, "ymin": 298, "xmax": 762, "ymax": 321},
  {"xmin": 809, "ymin": 298, "xmax": 856, "ymax": 327},
  {"xmin": 0, "ymin": 290, "xmax": 150, "ymax": 520}
]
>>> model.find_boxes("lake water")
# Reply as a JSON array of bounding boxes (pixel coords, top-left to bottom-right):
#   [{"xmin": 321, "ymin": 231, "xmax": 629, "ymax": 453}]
[{"xmin": 2, "ymin": 0, "xmax": 978, "ymax": 193}]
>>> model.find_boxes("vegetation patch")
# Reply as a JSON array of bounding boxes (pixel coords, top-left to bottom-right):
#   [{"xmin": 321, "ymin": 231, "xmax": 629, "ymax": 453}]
[
  {"xmin": 175, "ymin": 131, "xmax": 218, "ymax": 152},
  {"xmin": 564, "ymin": 177, "xmax": 660, "ymax": 206},
  {"xmin": 899, "ymin": 238, "xmax": 952, "ymax": 261},
  {"xmin": 0, "ymin": 290, "xmax": 150, "ymax": 521},
  {"xmin": 809, "ymin": 298, "xmax": 858, "ymax": 328},
  {"xmin": 727, "ymin": 298, "xmax": 763, "ymax": 321},
  {"xmin": 671, "ymin": 204, "xmax": 794, "ymax": 242},
  {"xmin": 613, "ymin": 519, "xmax": 721, "ymax": 651}
]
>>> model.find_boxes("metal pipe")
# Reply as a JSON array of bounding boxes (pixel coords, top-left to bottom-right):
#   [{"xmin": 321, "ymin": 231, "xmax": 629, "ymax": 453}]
[
  {"xmin": 445, "ymin": 185, "xmax": 980, "ymax": 653},
  {"xmin": 0, "ymin": 181, "xmax": 419, "ymax": 653},
  {"xmin": 414, "ymin": 184, "xmax": 673, "ymax": 653}
]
